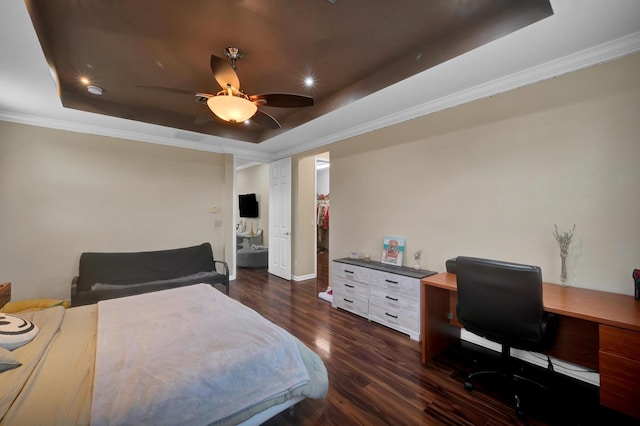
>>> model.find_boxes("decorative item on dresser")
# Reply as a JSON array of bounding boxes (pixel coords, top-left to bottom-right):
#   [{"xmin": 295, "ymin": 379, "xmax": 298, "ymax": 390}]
[
  {"xmin": 381, "ymin": 236, "xmax": 405, "ymax": 266},
  {"xmin": 413, "ymin": 250, "xmax": 422, "ymax": 270},
  {"xmin": 332, "ymin": 258, "xmax": 436, "ymax": 340}
]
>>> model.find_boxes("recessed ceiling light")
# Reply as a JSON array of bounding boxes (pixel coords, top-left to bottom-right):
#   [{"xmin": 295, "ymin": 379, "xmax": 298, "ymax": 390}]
[
  {"xmin": 80, "ymin": 77, "xmax": 90, "ymax": 85},
  {"xmin": 87, "ymin": 85, "xmax": 103, "ymax": 95},
  {"xmin": 304, "ymin": 76, "xmax": 314, "ymax": 87}
]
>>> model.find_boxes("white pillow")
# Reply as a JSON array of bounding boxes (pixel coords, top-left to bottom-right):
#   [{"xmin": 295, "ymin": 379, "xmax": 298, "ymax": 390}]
[
  {"xmin": 0, "ymin": 313, "xmax": 39, "ymax": 350},
  {"xmin": 0, "ymin": 347, "xmax": 20, "ymax": 372}
]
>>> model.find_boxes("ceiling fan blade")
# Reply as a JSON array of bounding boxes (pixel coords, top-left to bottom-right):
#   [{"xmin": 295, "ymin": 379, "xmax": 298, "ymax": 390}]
[
  {"xmin": 210, "ymin": 55, "xmax": 240, "ymax": 90},
  {"xmin": 251, "ymin": 109, "xmax": 281, "ymax": 129},
  {"xmin": 133, "ymin": 85, "xmax": 197, "ymax": 96},
  {"xmin": 250, "ymin": 93, "xmax": 314, "ymax": 108}
]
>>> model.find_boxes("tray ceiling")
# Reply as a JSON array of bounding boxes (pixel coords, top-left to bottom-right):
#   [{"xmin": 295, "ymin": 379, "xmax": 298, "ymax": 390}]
[{"xmin": 24, "ymin": 0, "xmax": 553, "ymax": 143}]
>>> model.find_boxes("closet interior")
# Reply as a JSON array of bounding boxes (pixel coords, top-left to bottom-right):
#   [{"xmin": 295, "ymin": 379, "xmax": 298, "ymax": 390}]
[{"xmin": 317, "ymin": 193, "xmax": 329, "ymax": 253}]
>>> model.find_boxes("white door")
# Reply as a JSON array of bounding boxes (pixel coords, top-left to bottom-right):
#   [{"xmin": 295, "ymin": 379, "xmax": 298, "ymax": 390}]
[{"xmin": 268, "ymin": 157, "xmax": 292, "ymax": 280}]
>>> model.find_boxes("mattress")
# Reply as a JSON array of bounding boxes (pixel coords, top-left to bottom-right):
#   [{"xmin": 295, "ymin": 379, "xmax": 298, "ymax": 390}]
[{"xmin": 0, "ymin": 286, "xmax": 328, "ymax": 425}]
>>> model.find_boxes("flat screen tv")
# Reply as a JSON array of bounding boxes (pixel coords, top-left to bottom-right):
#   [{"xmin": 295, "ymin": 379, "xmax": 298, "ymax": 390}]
[{"xmin": 239, "ymin": 193, "xmax": 259, "ymax": 218}]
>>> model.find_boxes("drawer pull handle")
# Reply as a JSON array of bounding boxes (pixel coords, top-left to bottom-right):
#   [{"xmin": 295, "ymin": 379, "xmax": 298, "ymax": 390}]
[
  {"xmin": 385, "ymin": 296, "xmax": 399, "ymax": 302},
  {"xmin": 385, "ymin": 312, "xmax": 398, "ymax": 319},
  {"xmin": 345, "ymin": 283, "xmax": 355, "ymax": 288},
  {"xmin": 344, "ymin": 298, "xmax": 354, "ymax": 304},
  {"xmin": 385, "ymin": 279, "xmax": 398, "ymax": 284},
  {"xmin": 345, "ymin": 270, "xmax": 354, "ymax": 274}
]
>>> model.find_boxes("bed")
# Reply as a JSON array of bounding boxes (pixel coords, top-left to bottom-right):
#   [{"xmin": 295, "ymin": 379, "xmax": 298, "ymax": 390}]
[{"xmin": 0, "ymin": 284, "xmax": 328, "ymax": 425}]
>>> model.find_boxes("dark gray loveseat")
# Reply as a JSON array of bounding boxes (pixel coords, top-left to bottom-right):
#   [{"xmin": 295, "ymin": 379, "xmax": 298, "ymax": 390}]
[{"xmin": 71, "ymin": 242, "xmax": 229, "ymax": 306}]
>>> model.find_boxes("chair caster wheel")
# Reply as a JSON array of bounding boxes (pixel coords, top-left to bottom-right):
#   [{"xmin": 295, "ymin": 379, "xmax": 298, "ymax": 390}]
[
  {"xmin": 464, "ymin": 381, "xmax": 473, "ymax": 391},
  {"xmin": 514, "ymin": 395, "xmax": 526, "ymax": 419}
]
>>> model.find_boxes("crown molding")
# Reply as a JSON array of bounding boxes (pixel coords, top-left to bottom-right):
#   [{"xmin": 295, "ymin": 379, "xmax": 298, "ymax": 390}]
[
  {"xmin": 235, "ymin": 160, "xmax": 267, "ymax": 171},
  {"xmin": 0, "ymin": 111, "xmax": 230, "ymax": 153},
  {"xmin": 3, "ymin": 31, "xmax": 639, "ymax": 162},
  {"xmin": 276, "ymin": 31, "xmax": 640, "ymax": 159}
]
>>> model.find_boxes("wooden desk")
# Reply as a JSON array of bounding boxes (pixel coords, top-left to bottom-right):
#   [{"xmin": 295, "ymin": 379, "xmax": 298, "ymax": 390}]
[{"xmin": 421, "ymin": 273, "xmax": 640, "ymax": 419}]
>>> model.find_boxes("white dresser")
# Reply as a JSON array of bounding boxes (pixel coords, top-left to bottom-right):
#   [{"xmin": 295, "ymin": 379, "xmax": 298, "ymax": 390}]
[{"xmin": 332, "ymin": 258, "xmax": 436, "ymax": 341}]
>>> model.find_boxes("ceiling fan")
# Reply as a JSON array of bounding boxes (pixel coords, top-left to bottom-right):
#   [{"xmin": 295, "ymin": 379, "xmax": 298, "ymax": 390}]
[{"xmin": 136, "ymin": 47, "xmax": 313, "ymax": 129}]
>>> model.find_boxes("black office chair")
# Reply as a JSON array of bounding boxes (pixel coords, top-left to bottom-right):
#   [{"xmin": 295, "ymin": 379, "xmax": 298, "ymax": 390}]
[{"xmin": 455, "ymin": 256, "xmax": 557, "ymax": 419}]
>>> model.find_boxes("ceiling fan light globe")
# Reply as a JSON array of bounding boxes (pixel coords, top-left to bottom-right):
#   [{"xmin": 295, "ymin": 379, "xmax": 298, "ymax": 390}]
[{"xmin": 207, "ymin": 95, "xmax": 257, "ymax": 123}]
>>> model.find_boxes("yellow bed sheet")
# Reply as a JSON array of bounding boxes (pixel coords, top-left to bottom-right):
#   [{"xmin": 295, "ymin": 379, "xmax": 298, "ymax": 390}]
[{"xmin": 0, "ymin": 305, "xmax": 96, "ymax": 425}]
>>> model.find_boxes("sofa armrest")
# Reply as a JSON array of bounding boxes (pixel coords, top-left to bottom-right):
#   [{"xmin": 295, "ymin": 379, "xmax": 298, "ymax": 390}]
[
  {"xmin": 213, "ymin": 260, "xmax": 230, "ymax": 295},
  {"xmin": 71, "ymin": 276, "xmax": 79, "ymax": 298}
]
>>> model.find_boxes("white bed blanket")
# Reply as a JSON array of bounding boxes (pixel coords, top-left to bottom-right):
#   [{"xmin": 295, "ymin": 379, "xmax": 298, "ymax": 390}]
[{"xmin": 90, "ymin": 284, "xmax": 310, "ymax": 425}]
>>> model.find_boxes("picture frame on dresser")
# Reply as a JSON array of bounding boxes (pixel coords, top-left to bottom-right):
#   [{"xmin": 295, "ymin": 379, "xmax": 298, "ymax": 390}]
[{"xmin": 381, "ymin": 236, "xmax": 405, "ymax": 266}]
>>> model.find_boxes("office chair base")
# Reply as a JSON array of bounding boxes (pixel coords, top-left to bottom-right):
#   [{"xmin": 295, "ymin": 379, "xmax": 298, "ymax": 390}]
[
  {"xmin": 513, "ymin": 373, "xmax": 548, "ymax": 392},
  {"xmin": 464, "ymin": 369, "xmax": 544, "ymax": 420},
  {"xmin": 514, "ymin": 394, "xmax": 525, "ymax": 420}
]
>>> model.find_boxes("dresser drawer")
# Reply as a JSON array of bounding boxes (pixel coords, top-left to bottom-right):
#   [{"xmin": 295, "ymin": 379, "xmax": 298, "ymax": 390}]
[
  {"xmin": 332, "ymin": 291, "xmax": 368, "ymax": 318},
  {"xmin": 370, "ymin": 270, "xmax": 419, "ymax": 297},
  {"xmin": 370, "ymin": 285, "xmax": 419, "ymax": 313},
  {"xmin": 369, "ymin": 304, "xmax": 419, "ymax": 337},
  {"xmin": 331, "ymin": 258, "xmax": 434, "ymax": 342},
  {"xmin": 333, "ymin": 277, "xmax": 369, "ymax": 299},
  {"xmin": 333, "ymin": 262, "xmax": 370, "ymax": 284}
]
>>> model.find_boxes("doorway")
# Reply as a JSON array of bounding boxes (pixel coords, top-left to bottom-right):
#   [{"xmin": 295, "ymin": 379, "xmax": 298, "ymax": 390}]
[
  {"xmin": 234, "ymin": 155, "xmax": 328, "ymax": 286},
  {"xmin": 316, "ymin": 156, "xmax": 330, "ymax": 292},
  {"xmin": 269, "ymin": 157, "xmax": 292, "ymax": 280},
  {"xmin": 234, "ymin": 159, "xmax": 270, "ymax": 276}
]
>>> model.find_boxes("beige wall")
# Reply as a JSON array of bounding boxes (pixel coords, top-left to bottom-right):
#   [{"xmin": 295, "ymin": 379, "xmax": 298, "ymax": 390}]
[
  {"xmin": 236, "ymin": 163, "xmax": 269, "ymax": 243},
  {"xmin": 2, "ymin": 53, "xmax": 638, "ymax": 299},
  {"xmin": 0, "ymin": 122, "xmax": 229, "ymax": 300},
  {"xmin": 291, "ymin": 152, "xmax": 331, "ymax": 279},
  {"xmin": 293, "ymin": 155, "xmax": 316, "ymax": 279},
  {"xmin": 327, "ymin": 53, "xmax": 640, "ymax": 295}
]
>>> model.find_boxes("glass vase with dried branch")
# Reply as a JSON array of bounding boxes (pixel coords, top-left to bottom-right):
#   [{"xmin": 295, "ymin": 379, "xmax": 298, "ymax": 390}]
[{"xmin": 553, "ymin": 224, "xmax": 575, "ymax": 286}]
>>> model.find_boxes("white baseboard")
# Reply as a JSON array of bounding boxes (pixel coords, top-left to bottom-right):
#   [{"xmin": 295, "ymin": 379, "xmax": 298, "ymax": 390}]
[
  {"xmin": 460, "ymin": 329, "xmax": 600, "ymax": 387},
  {"xmin": 292, "ymin": 273, "xmax": 316, "ymax": 281}
]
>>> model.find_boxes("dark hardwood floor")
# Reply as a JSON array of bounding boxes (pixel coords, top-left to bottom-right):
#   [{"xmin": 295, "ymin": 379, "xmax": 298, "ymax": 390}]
[
  {"xmin": 230, "ymin": 265, "xmax": 636, "ymax": 426},
  {"xmin": 316, "ymin": 249, "xmax": 329, "ymax": 293}
]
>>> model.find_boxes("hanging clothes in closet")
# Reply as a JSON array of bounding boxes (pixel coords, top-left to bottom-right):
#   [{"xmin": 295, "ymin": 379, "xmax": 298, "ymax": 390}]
[{"xmin": 317, "ymin": 194, "xmax": 329, "ymax": 252}]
